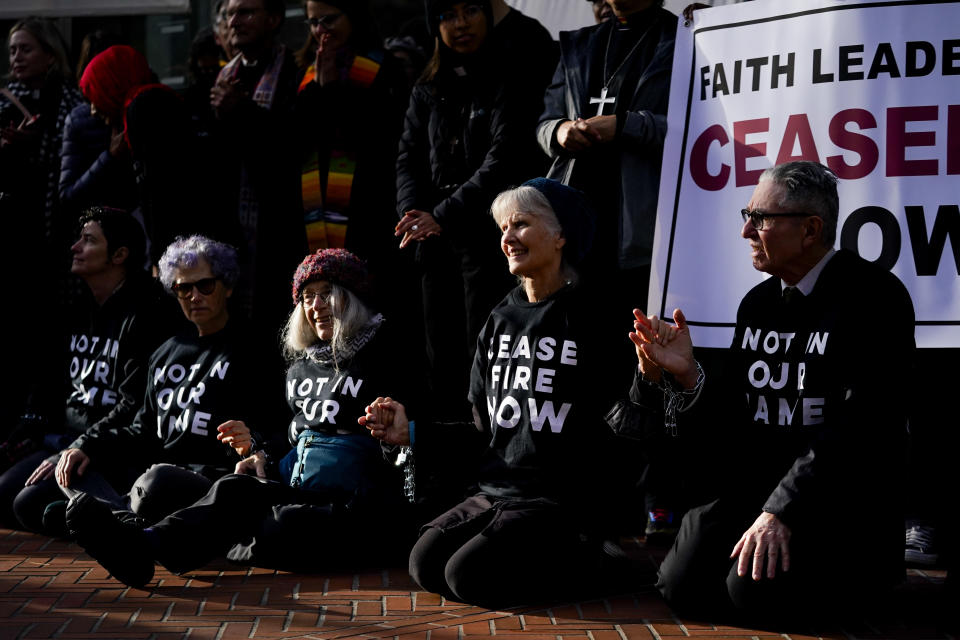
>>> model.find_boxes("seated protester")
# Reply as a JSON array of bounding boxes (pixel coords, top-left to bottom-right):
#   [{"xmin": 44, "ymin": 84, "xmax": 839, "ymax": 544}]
[
  {"xmin": 372, "ymin": 180, "xmax": 653, "ymax": 608},
  {"xmin": 44, "ymin": 235, "xmax": 285, "ymax": 525},
  {"xmin": 66, "ymin": 249, "xmax": 413, "ymax": 587},
  {"xmin": 0, "ymin": 208, "xmax": 176, "ymax": 531},
  {"xmin": 626, "ymin": 162, "xmax": 914, "ymax": 618}
]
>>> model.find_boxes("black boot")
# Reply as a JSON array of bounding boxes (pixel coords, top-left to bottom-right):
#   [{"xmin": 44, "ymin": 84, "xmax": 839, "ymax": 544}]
[{"xmin": 66, "ymin": 493, "xmax": 155, "ymax": 588}]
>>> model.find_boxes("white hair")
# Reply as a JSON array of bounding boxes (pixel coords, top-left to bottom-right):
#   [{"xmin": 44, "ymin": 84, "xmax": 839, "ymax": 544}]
[{"xmin": 281, "ymin": 283, "xmax": 373, "ymax": 363}]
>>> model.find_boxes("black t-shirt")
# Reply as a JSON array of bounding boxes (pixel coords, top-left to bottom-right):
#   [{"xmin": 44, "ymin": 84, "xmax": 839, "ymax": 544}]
[
  {"xmin": 74, "ymin": 318, "xmax": 284, "ymax": 474},
  {"xmin": 284, "ymin": 325, "xmax": 409, "ymax": 444},
  {"xmin": 468, "ymin": 283, "xmax": 633, "ymax": 506}
]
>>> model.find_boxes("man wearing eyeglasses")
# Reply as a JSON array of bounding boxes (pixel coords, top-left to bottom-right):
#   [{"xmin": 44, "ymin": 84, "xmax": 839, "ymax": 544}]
[
  {"xmin": 0, "ymin": 208, "xmax": 176, "ymax": 533},
  {"xmin": 210, "ymin": 0, "xmax": 307, "ymax": 345},
  {"xmin": 622, "ymin": 161, "xmax": 916, "ymax": 616}
]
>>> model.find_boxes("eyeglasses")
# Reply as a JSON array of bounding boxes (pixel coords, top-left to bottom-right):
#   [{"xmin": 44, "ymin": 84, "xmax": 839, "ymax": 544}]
[
  {"xmin": 437, "ymin": 4, "xmax": 484, "ymax": 25},
  {"xmin": 740, "ymin": 208, "xmax": 812, "ymax": 231},
  {"xmin": 305, "ymin": 13, "xmax": 342, "ymax": 29},
  {"xmin": 172, "ymin": 277, "xmax": 218, "ymax": 298},
  {"xmin": 302, "ymin": 290, "xmax": 333, "ymax": 306}
]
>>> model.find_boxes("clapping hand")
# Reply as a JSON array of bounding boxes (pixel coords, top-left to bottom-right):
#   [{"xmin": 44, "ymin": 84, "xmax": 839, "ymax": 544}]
[{"xmin": 629, "ymin": 308, "xmax": 698, "ymax": 388}]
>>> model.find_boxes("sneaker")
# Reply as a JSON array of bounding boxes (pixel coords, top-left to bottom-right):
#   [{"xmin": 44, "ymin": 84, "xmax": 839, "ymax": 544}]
[
  {"xmin": 905, "ymin": 523, "xmax": 939, "ymax": 566},
  {"xmin": 645, "ymin": 508, "xmax": 679, "ymax": 542},
  {"xmin": 66, "ymin": 493, "xmax": 156, "ymax": 587}
]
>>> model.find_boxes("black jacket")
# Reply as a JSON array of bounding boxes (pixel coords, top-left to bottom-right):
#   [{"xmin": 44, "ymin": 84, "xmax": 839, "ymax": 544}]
[
  {"xmin": 537, "ymin": 10, "xmax": 677, "ymax": 269},
  {"xmin": 395, "ymin": 59, "xmax": 540, "ymax": 250},
  {"xmin": 58, "ymin": 103, "xmax": 137, "ymax": 218}
]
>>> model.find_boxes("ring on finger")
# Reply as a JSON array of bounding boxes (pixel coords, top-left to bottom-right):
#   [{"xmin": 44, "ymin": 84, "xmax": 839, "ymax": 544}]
[{"xmin": 411, "ymin": 224, "xmax": 419, "ymax": 231}]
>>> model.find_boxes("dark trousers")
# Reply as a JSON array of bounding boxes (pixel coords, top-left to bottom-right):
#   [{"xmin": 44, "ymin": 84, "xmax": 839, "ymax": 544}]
[
  {"xmin": 2, "ymin": 450, "xmax": 125, "ymax": 532},
  {"xmin": 409, "ymin": 494, "xmax": 612, "ymax": 608},
  {"xmin": 127, "ymin": 463, "xmax": 215, "ymax": 524},
  {"xmin": 657, "ymin": 498, "xmax": 895, "ymax": 619},
  {"xmin": 148, "ymin": 473, "xmax": 407, "ymax": 574}
]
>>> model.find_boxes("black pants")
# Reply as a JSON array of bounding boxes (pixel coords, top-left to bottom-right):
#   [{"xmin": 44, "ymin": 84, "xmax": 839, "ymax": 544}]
[
  {"xmin": 409, "ymin": 494, "xmax": 613, "ymax": 608},
  {"xmin": 148, "ymin": 473, "xmax": 408, "ymax": 574},
  {"xmin": 3, "ymin": 449, "xmax": 126, "ymax": 532},
  {"xmin": 656, "ymin": 498, "xmax": 896, "ymax": 619}
]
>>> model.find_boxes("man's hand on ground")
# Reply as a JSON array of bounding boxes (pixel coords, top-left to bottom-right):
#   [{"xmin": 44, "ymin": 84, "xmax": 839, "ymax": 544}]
[{"xmin": 731, "ymin": 511, "xmax": 791, "ymax": 580}]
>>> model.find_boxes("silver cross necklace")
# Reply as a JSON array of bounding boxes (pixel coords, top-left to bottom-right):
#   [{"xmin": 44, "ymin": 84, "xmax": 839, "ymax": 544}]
[{"xmin": 590, "ymin": 18, "xmax": 659, "ymax": 116}]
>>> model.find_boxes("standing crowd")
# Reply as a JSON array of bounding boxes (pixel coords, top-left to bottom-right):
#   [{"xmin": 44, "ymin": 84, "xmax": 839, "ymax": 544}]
[{"xmin": 0, "ymin": 0, "xmax": 954, "ymax": 621}]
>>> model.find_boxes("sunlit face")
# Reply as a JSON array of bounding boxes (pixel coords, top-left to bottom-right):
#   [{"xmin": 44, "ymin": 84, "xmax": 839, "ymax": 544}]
[
  {"xmin": 499, "ymin": 210, "xmax": 565, "ymax": 281},
  {"xmin": 437, "ymin": 3, "xmax": 487, "ymax": 56},
  {"xmin": 71, "ymin": 221, "xmax": 112, "ymax": 278},
  {"xmin": 172, "ymin": 258, "xmax": 232, "ymax": 335},
  {"xmin": 301, "ymin": 280, "xmax": 334, "ymax": 341},
  {"xmin": 740, "ymin": 179, "xmax": 811, "ymax": 280},
  {"xmin": 9, "ymin": 29, "xmax": 54, "ymax": 86},
  {"xmin": 306, "ymin": 1, "xmax": 353, "ymax": 53},
  {"xmin": 226, "ymin": 0, "xmax": 280, "ymax": 53}
]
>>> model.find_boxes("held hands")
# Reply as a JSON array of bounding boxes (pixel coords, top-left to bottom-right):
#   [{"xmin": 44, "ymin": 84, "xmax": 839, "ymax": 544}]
[
  {"xmin": 629, "ymin": 308, "xmax": 697, "ymax": 388},
  {"xmin": 731, "ymin": 511, "xmax": 792, "ymax": 581},
  {"xmin": 359, "ymin": 397, "xmax": 410, "ymax": 446},
  {"xmin": 556, "ymin": 115, "xmax": 617, "ymax": 151},
  {"xmin": 216, "ymin": 420, "xmax": 252, "ymax": 457},
  {"xmin": 396, "ymin": 209, "xmax": 441, "ymax": 249}
]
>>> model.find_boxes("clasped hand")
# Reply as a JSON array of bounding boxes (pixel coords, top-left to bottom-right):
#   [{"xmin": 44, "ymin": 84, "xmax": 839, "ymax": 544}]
[
  {"xmin": 395, "ymin": 210, "xmax": 441, "ymax": 249},
  {"xmin": 359, "ymin": 397, "xmax": 410, "ymax": 446},
  {"xmin": 556, "ymin": 115, "xmax": 616, "ymax": 151}
]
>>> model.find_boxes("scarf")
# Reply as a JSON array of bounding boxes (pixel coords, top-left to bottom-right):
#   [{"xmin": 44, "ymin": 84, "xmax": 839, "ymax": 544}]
[
  {"xmin": 305, "ymin": 313, "xmax": 384, "ymax": 367},
  {"xmin": 299, "ymin": 50, "xmax": 383, "ymax": 251},
  {"xmin": 219, "ymin": 44, "xmax": 288, "ymax": 109}
]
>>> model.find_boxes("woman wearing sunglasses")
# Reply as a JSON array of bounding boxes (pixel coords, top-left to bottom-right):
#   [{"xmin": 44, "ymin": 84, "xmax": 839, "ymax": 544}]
[
  {"xmin": 50, "ymin": 235, "xmax": 284, "ymax": 526},
  {"xmin": 65, "ymin": 248, "xmax": 414, "ymax": 587}
]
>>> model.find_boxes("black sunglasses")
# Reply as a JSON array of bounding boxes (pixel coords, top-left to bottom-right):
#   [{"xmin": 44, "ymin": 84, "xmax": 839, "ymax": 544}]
[{"xmin": 172, "ymin": 277, "xmax": 218, "ymax": 299}]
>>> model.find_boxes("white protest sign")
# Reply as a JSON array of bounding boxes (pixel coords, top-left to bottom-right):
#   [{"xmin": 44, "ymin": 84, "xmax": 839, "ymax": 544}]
[{"xmin": 651, "ymin": 0, "xmax": 959, "ymax": 348}]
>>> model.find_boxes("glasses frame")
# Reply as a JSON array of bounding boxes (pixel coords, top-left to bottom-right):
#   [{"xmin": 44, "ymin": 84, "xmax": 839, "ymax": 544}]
[
  {"xmin": 740, "ymin": 208, "xmax": 812, "ymax": 231},
  {"xmin": 301, "ymin": 289, "xmax": 333, "ymax": 306},
  {"xmin": 172, "ymin": 277, "xmax": 219, "ymax": 299},
  {"xmin": 437, "ymin": 4, "xmax": 484, "ymax": 25},
  {"xmin": 304, "ymin": 12, "xmax": 342, "ymax": 29}
]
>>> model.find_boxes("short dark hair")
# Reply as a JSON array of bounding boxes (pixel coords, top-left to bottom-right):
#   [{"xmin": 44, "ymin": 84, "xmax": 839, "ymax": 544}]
[
  {"xmin": 760, "ymin": 161, "xmax": 839, "ymax": 248},
  {"xmin": 77, "ymin": 207, "xmax": 146, "ymax": 271}
]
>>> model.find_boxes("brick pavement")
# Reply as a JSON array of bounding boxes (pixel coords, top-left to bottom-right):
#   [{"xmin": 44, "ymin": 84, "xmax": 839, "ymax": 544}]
[{"xmin": 0, "ymin": 528, "xmax": 954, "ymax": 640}]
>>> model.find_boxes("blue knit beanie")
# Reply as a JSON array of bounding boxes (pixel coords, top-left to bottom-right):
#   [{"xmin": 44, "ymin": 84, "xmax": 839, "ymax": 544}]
[{"xmin": 521, "ymin": 178, "xmax": 596, "ymax": 266}]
